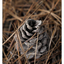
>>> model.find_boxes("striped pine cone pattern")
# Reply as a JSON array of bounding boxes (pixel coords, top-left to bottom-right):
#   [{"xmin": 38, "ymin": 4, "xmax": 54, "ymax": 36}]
[{"xmin": 14, "ymin": 19, "xmax": 50, "ymax": 63}]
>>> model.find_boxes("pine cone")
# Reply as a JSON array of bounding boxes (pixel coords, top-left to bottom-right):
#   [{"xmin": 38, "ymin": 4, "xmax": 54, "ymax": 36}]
[{"xmin": 14, "ymin": 19, "xmax": 50, "ymax": 63}]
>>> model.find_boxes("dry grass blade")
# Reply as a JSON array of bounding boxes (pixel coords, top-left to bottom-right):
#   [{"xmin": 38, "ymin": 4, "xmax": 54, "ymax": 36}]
[
  {"xmin": 16, "ymin": 39, "xmax": 22, "ymax": 64},
  {"xmin": 49, "ymin": 27, "xmax": 57, "ymax": 49},
  {"xmin": 8, "ymin": 38, "xmax": 14, "ymax": 50},
  {"xmin": 34, "ymin": 33, "xmax": 39, "ymax": 64},
  {"xmin": 3, "ymin": 31, "xmax": 13, "ymax": 34},
  {"xmin": 16, "ymin": 31, "xmax": 29, "ymax": 64}
]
